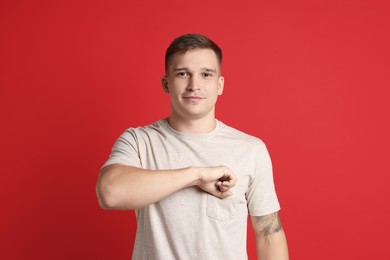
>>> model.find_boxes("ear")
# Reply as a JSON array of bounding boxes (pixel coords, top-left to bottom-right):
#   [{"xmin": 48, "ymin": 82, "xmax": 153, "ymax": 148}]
[
  {"xmin": 161, "ymin": 76, "xmax": 169, "ymax": 93},
  {"xmin": 217, "ymin": 75, "xmax": 224, "ymax": 95}
]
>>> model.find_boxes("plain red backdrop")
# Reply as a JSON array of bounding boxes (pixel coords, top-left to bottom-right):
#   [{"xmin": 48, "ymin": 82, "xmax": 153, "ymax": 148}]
[{"xmin": 1, "ymin": 0, "xmax": 389, "ymax": 259}]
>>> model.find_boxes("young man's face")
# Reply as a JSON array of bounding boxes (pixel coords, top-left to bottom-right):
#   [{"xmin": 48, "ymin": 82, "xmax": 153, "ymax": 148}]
[{"xmin": 162, "ymin": 48, "xmax": 224, "ymax": 121}]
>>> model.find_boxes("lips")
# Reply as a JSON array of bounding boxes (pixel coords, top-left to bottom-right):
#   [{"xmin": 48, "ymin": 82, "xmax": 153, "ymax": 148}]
[{"xmin": 183, "ymin": 96, "xmax": 204, "ymax": 99}]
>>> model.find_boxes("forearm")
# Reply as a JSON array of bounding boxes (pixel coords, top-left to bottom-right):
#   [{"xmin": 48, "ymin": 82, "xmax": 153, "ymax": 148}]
[
  {"xmin": 251, "ymin": 213, "xmax": 289, "ymax": 260},
  {"xmin": 96, "ymin": 164, "xmax": 200, "ymax": 210},
  {"xmin": 256, "ymin": 230, "xmax": 289, "ymax": 260}
]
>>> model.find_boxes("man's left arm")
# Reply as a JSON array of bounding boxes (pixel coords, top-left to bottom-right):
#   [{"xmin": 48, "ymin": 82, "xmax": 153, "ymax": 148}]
[{"xmin": 250, "ymin": 212, "xmax": 289, "ymax": 260}]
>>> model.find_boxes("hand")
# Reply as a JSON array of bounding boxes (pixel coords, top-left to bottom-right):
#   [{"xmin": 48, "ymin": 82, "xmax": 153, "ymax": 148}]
[{"xmin": 197, "ymin": 166, "xmax": 237, "ymax": 199}]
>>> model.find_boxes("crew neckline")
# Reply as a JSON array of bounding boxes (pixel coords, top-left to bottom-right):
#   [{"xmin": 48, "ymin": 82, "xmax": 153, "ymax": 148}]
[{"xmin": 160, "ymin": 118, "xmax": 221, "ymax": 139}]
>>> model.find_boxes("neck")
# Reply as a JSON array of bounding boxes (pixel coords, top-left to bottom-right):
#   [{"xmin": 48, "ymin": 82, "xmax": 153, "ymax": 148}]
[{"xmin": 167, "ymin": 114, "xmax": 217, "ymax": 134}]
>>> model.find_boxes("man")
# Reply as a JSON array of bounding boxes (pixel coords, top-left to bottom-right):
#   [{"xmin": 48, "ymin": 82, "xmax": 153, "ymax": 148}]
[{"xmin": 96, "ymin": 34, "xmax": 289, "ymax": 259}]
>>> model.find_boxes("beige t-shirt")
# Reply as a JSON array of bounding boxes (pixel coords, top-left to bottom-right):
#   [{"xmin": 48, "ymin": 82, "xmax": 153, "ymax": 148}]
[{"xmin": 103, "ymin": 119, "xmax": 280, "ymax": 260}]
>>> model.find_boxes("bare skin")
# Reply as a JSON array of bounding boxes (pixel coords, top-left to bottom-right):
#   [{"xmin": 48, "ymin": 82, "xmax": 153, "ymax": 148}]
[
  {"xmin": 251, "ymin": 212, "xmax": 289, "ymax": 260},
  {"xmin": 96, "ymin": 164, "xmax": 237, "ymax": 210},
  {"xmin": 96, "ymin": 47, "xmax": 289, "ymax": 258},
  {"xmin": 161, "ymin": 49, "xmax": 224, "ymax": 134},
  {"xmin": 96, "ymin": 49, "xmax": 234, "ymax": 209}
]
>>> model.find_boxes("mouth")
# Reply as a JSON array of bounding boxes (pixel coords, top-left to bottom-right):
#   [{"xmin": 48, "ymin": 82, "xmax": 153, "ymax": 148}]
[{"xmin": 183, "ymin": 96, "xmax": 204, "ymax": 100}]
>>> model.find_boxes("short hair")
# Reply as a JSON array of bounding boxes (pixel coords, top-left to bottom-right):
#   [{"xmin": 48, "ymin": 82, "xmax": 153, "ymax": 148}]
[{"xmin": 165, "ymin": 34, "xmax": 222, "ymax": 72}]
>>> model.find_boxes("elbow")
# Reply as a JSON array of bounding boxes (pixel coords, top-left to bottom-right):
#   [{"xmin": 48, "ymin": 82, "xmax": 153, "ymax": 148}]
[
  {"xmin": 95, "ymin": 166, "xmax": 142, "ymax": 210},
  {"xmin": 96, "ymin": 179, "xmax": 118, "ymax": 210},
  {"xmin": 96, "ymin": 193, "xmax": 114, "ymax": 210}
]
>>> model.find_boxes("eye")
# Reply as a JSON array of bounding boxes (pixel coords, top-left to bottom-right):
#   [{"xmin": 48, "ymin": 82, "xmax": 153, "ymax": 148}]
[
  {"xmin": 203, "ymin": 72, "xmax": 213, "ymax": 78},
  {"xmin": 177, "ymin": 72, "xmax": 189, "ymax": 77}
]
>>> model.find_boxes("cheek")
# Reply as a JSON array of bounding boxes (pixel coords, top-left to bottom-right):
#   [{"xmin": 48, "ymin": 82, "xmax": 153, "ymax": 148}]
[
  {"xmin": 170, "ymin": 80, "xmax": 187, "ymax": 91},
  {"xmin": 171, "ymin": 87, "xmax": 183, "ymax": 96},
  {"xmin": 207, "ymin": 89, "xmax": 220, "ymax": 102},
  {"xmin": 168, "ymin": 86, "xmax": 184, "ymax": 100}
]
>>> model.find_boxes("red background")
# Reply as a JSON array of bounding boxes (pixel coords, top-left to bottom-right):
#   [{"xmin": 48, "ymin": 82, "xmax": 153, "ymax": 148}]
[{"xmin": 1, "ymin": 0, "xmax": 389, "ymax": 259}]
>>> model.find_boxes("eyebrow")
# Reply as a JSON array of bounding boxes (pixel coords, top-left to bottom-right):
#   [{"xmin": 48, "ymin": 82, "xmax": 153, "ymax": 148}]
[
  {"xmin": 202, "ymin": 67, "xmax": 217, "ymax": 73},
  {"xmin": 172, "ymin": 67, "xmax": 188, "ymax": 72},
  {"xmin": 173, "ymin": 67, "xmax": 217, "ymax": 73}
]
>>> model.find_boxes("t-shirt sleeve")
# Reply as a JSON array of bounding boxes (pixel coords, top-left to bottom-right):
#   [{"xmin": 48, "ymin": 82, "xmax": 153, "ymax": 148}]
[
  {"xmin": 246, "ymin": 141, "xmax": 281, "ymax": 216},
  {"xmin": 101, "ymin": 129, "xmax": 142, "ymax": 169}
]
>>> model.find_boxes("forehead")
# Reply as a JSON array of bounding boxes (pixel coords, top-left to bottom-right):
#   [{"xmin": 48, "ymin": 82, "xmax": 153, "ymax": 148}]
[{"xmin": 167, "ymin": 48, "xmax": 220, "ymax": 72}]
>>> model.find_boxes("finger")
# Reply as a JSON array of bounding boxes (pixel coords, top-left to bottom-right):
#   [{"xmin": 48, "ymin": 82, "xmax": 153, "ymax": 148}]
[
  {"xmin": 209, "ymin": 189, "xmax": 232, "ymax": 199},
  {"xmin": 210, "ymin": 190, "xmax": 224, "ymax": 199},
  {"xmin": 221, "ymin": 180, "xmax": 235, "ymax": 188},
  {"xmin": 220, "ymin": 180, "xmax": 231, "ymax": 186},
  {"xmin": 229, "ymin": 176, "xmax": 237, "ymax": 186},
  {"xmin": 217, "ymin": 185, "xmax": 228, "ymax": 192},
  {"xmin": 220, "ymin": 190, "xmax": 233, "ymax": 198}
]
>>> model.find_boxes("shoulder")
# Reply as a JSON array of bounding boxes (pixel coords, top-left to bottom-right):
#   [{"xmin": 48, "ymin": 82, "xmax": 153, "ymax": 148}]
[
  {"xmin": 218, "ymin": 121, "xmax": 267, "ymax": 149},
  {"xmin": 120, "ymin": 119, "xmax": 169, "ymax": 142}
]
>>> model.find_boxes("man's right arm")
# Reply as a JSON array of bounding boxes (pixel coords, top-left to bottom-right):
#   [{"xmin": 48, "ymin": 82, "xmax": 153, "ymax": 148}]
[{"xmin": 96, "ymin": 164, "xmax": 237, "ymax": 210}]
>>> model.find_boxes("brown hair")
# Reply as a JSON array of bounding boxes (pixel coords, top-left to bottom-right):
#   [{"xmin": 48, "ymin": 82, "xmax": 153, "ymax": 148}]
[{"xmin": 165, "ymin": 34, "xmax": 222, "ymax": 72}]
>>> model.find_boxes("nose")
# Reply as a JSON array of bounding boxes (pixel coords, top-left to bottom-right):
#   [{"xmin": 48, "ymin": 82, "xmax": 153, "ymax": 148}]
[{"xmin": 186, "ymin": 75, "xmax": 201, "ymax": 91}]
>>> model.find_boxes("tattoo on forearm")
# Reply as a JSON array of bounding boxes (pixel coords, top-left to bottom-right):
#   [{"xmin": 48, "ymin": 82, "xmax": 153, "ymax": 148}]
[{"xmin": 254, "ymin": 212, "xmax": 283, "ymax": 236}]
